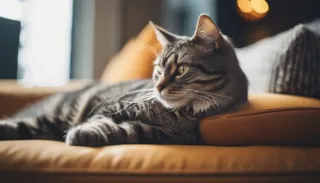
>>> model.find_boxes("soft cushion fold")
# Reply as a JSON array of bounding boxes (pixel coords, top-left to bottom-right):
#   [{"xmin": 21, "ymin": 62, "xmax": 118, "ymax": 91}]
[{"xmin": 201, "ymin": 93, "xmax": 320, "ymax": 146}]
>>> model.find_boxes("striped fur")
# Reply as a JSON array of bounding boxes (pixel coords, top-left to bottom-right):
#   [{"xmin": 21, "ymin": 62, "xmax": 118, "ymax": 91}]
[{"xmin": 0, "ymin": 14, "xmax": 248, "ymax": 147}]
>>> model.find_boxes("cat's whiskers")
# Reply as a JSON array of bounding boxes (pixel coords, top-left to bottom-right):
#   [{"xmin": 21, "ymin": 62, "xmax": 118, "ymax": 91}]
[
  {"xmin": 111, "ymin": 92, "xmax": 156, "ymax": 116},
  {"xmin": 137, "ymin": 43, "xmax": 159, "ymax": 59},
  {"xmin": 123, "ymin": 96, "xmax": 155, "ymax": 106},
  {"xmin": 121, "ymin": 92, "xmax": 154, "ymax": 103},
  {"xmin": 179, "ymin": 89, "xmax": 234, "ymax": 113},
  {"xmin": 180, "ymin": 89, "xmax": 232, "ymax": 100},
  {"xmin": 154, "ymin": 104, "xmax": 164, "ymax": 124},
  {"xmin": 172, "ymin": 90, "xmax": 221, "ymax": 113},
  {"xmin": 87, "ymin": 88, "xmax": 154, "ymax": 117}
]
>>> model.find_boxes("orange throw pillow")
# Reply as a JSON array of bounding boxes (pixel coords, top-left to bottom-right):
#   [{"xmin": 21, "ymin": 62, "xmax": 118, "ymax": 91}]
[{"xmin": 101, "ymin": 24, "xmax": 162, "ymax": 83}]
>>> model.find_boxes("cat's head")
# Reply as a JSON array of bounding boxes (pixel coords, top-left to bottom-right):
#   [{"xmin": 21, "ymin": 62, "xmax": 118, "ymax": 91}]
[{"xmin": 151, "ymin": 14, "xmax": 248, "ymax": 114}]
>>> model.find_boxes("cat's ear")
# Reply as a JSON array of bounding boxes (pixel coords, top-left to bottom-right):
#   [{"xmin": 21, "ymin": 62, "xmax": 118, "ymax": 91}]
[
  {"xmin": 192, "ymin": 14, "xmax": 221, "ymax": 44},
  {"xmin": 149, "ymin": 21, "xmax": 179, "ymax": 47}
]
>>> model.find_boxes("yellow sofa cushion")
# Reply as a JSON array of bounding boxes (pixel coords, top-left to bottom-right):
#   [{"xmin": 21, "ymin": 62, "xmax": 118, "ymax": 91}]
[
  {"xmin": 201, "ymin": 93, "xmax": 320, "ymax": 146},
  {"xmin": 0, "ymin": 140, "xmax": 320, "ymax": 178}
]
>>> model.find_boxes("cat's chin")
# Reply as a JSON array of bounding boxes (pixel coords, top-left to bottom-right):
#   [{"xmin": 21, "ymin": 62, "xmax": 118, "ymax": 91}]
[
  {"xmin": 159, "ymin": 99, "xmax": 189, "ymax": 109},
  {"xmin": 155, "ymin": 94, "xmax": 189, "ymax": 109},
  {"xmin": 158, "ymin": 98, "xmax": 213, "ymax": 114},
  {"xmin": 154, "ymin": 91, "xmax": 215, "ymax": 113},
  {"xmin": 190, "ymin": 100, "xmax": 213, "ymax": 114}
]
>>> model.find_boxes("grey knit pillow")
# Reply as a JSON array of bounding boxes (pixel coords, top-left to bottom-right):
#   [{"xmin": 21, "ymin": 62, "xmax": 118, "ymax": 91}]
[{"xmin": 268, "ymin": 22, "xmax": 320, "ymax": 99}]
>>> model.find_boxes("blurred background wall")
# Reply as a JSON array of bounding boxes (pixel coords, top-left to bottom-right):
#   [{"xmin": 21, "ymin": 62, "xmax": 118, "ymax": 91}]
[{"xmin": 0, "ymin": 0, "xmax": 319, "ymax": 86}]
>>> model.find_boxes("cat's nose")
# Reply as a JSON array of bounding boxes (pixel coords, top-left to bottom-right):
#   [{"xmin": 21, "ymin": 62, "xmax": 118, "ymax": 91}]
[
  {"xmin": 156, "ymin": 84, "xmax": 165, "ymax": 92},
  {"xmin": 155, "ymin": 76, "xmax": 168, "ymax": 92}
]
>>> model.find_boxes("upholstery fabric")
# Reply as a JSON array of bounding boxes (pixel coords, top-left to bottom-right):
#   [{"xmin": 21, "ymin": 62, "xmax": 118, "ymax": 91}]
[
  {"xmin": 201, "ymin": 93, "xmax": 320, "ymax": 145},
  {"xmin": 237, "ymin": 20, "xmax": 320, "ymax": 94},
  {"xmin": 0, "ymin": 140, "xmax": 320, "ymax": 183},
  {"xmin": 269, "ymin": 22, "xmax": 320, "ymax": 98},
  {"xmin": 0, "ymin": 80, "xmax": 89, "ymax": 117}
]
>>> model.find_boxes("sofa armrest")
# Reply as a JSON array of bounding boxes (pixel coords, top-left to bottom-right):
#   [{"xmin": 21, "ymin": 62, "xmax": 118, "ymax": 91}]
[
  {"xmin": 201, "ymin": 93, "xmax": 320, "ymax": 146},
  {"xmin": 0, "ymin": 80, "xmax": 90, "ymax": 117}
]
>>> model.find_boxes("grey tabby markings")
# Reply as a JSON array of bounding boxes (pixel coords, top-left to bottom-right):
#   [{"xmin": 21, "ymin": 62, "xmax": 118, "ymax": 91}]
[{"xmin": 0, "ymin": 14, "xmax": 248, "ymax": 146}]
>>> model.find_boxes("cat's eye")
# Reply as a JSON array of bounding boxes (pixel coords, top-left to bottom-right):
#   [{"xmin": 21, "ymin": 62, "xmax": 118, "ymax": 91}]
[
  {"xmin": 154, "ymin": 65, "xmax": 163, "ymax": 75},
  {"xmin": 177, "ymin": 64, "xmax": 189, "ymax": 77}
]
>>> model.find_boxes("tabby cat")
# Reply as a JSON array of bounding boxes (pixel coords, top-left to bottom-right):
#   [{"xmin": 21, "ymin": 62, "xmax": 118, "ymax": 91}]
[{"xmin": 0, "ymin": 14, "xmax": 248, "ymax": 146}]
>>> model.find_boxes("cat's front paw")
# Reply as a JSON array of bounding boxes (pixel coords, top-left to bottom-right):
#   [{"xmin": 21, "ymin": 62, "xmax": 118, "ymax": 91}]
[
  {"xmin": 0, "ymin": 120, "xmax": 19, "ymax": 140},
  {"xmin": 65, "ymin": 125, "xmax": 108, "ymax": 147},
  {"xmin": 65, "ymin": 118, "xmax": 120, "ymax": 147}
]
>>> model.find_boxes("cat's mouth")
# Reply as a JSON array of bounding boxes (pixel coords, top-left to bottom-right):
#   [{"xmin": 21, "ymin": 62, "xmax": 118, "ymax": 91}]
[
  {"xmin": 153, "ymin": 88, "xmax": 216, "ymax": 114},
  {"xmin": 159, "ymin": 95, "xmax": 181, "ymax": 101},
  {"xmin": 154, "ymin": 89, "xmax": 190, "ymax": 109}
]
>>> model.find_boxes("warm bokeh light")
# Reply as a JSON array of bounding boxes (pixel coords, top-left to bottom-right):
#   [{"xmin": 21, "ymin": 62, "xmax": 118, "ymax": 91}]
[
  {"xmin": 237, "ymin": 0, "xmax": 253, "ymax": 13},
  {"xmin": 251, "ymin": 0, "xmax": 269, "ymax": 14},
  {"xmin": 237, "ymin": 0, "xmax": 269, "ymax": 21}
]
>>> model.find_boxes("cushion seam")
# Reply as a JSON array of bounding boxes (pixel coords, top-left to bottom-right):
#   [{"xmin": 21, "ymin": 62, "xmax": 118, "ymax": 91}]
[
  {"xmin": 1, "ymin": 168, "xmax": 320, "ymax": 175},
  {"xmin": 206, "ymin": 107, "xmax": 320, "ymax": 119}
]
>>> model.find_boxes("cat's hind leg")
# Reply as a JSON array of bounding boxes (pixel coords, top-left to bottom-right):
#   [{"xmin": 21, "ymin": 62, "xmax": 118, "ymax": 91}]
[
  {"xmin": 0, "ymin": 119, "xmax": 34, "ymax": 140},
  {"xmin": 0, "ymin": 117, "xmax": 66, "ymax": 141}
]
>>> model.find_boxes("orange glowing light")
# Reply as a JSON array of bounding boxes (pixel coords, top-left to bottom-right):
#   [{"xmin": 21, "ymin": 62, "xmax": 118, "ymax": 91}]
[
  {"xmin": 237, "ymin": 0, "xmax": 269, "ymax": 21},
  {"xmin": 237, "ymin": 0, "xmax": 253, "ymax": 13},
  {"xmin": 251, "ymin": 0, "xmax": 269, "ymax": 14}
]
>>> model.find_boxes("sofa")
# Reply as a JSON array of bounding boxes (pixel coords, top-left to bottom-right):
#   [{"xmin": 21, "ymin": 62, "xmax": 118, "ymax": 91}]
[{"xmin": 1, "ymin": 24, "xmax": 320, "ymax": 183}]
